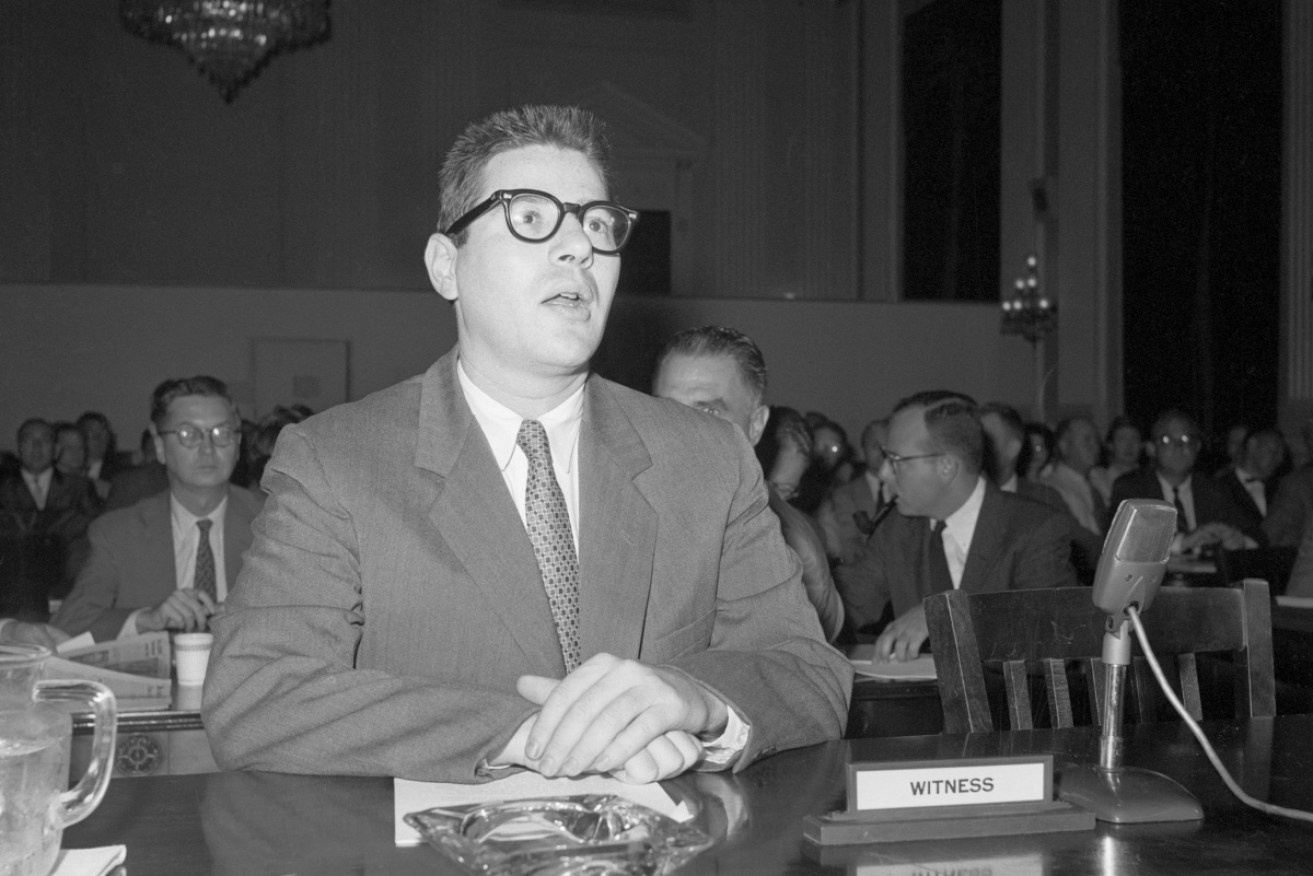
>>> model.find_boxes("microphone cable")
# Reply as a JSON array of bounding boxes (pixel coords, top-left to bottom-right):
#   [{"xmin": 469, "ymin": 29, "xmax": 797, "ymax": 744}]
[{"xmin": 1127, "ymin": 605, "xmax": 1313, "ymax": 824}]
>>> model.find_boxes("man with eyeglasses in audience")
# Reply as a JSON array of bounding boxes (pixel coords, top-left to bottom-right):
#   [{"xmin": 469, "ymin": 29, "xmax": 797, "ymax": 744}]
[
  {"xmin": 1108, "ymin": 409, "xmax": 1261, "ymax": 553},
  {"xmin": 835, "ymin": 391, "xmax": 1075, "ymax": 661},
  {"xmin": 52, "ymin": 376, "xmax": 262, "ymax": 641},
  {"xmin": 203, "ymin": 105, "xmax": 849, "ymax": 785}
]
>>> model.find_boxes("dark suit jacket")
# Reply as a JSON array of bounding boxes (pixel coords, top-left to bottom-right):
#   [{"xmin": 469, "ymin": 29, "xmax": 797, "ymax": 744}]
[
  {"xmin": 835, "ymin": 481, "xmax": 1077, "ymax": 636},
  {"xmin": 1109, "ymin": 469, "xmax": 1263, "ymax": 545},
  {"xmin": 53, "ymin": 487, "xmax": 262, "ymax": 642},
  {"xmin": 203, "ymin": 349, "xmax": 852, "ymax": 782},
  {"xmin": 1217, "ymin": 469, "xmax": 1268, "ymax": 535},
  {"xmin": 0, "ymin": 469, "xmax": 99, "ymax": 615},
  {"xmin": 104, "ymin": 461, "xmax": 171, "ymax": 512},
  {"xmin": 815, "ymin": 476, "xmax": 882, "ymax": 567},
  {"xmin": 1265, "ymin": 467, "xmax": 1313, "ymax": 548}
]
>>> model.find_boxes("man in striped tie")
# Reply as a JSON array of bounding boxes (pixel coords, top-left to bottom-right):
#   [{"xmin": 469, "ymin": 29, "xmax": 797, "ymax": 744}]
[{"xmin": 52, "ymin": 377, "xmax": 262, "ymax": 642}]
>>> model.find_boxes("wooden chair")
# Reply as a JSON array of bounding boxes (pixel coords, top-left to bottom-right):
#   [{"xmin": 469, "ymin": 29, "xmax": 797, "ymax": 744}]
[
  {"xmin": 1216, "ymin": 546, "xmax": 1297, "ymax": 594},
  {"xmin": 925, "ymin": 580, "xmax": 1276, "ymax": 734}
]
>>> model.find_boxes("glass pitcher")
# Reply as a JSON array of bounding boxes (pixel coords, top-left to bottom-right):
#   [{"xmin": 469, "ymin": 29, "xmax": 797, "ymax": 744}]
[{"xmin": 0, "ymin": 643, "xmax": 117, "ymax": 876}]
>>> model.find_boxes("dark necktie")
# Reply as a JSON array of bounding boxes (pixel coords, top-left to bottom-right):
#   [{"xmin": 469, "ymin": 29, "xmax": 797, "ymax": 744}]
[
  {"xmin": 1172, "ymin": 486, "xmax": 1189, "ymax": 533},
  {"xmin": 927, "ymin": 519, "xmax": 952, "ymax": 593},
  {"xmin": 517, "ymin": 420, "xmax": 581, "ymax": 673},
  {"xmin": 195, "ymin": 518, "xmax": 217, "ymax": 601}
]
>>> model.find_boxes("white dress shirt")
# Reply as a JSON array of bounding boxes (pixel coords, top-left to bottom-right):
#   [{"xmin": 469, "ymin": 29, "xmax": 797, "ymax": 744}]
[
  {"xmin": 22, "ymin": 468, "xmax": 52, "ymax": 510},
  {"xmin": 118, "ymin": 493, "xmax": 229, "ymax": 639},
  {"xmin": 937, "ymin": 476, "xmax": 987, "ymax": 589},
  {"xmin": 456, "ymin": 360, "xmax": 746, "ymax": 762}
]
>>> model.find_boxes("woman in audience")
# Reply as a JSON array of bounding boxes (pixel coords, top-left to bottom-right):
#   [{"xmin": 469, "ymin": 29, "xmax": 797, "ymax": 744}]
[
  {"xmin": 757, "ymin": 406, "xmax": 814, "ymax": 507},
  {"xmin": 1090, "ymin": 415, "xmax": 1144, "ymax": 504}
]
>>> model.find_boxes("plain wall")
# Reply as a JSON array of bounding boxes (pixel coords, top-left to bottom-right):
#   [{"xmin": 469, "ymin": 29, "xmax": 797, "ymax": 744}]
[{"xmin": 2, "ymin": 283, "xmax": 1034, "ymax": 453}]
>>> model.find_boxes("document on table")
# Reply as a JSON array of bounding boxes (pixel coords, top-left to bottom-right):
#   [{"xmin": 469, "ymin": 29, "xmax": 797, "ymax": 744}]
[
  {"xmin": 394, "ymin": 772, "xmax": 693, "ymax": 846},
  {"xmin": 1276, "ymin": 595, "xmax": 1313, "ymax": 609},
  {"xmin": 847, "ymin": 644, "xmax": 937, "ymax": 680}
]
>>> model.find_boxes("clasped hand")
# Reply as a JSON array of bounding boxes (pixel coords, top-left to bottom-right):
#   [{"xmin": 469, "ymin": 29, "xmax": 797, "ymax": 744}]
[
  {"xmin": 499, "ymin": 653, "xmax": 729, "ymax": 784},
  {"xmin": 137, "ymin": 588, "xmax": 216, "ymax": 633}
]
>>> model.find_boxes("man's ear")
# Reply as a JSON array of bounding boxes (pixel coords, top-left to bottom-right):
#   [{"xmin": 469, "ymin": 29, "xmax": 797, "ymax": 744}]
[
  {"xmin": 425, "ymin": 233, "xmax": 460, "ymax": 302},
  {"xmin": 747, "ymin": 405, "xmax": 771, "ymax": 447},
  {"xmin": 149, "ymin": 424, "xmax": 165, "ymax": 464}
]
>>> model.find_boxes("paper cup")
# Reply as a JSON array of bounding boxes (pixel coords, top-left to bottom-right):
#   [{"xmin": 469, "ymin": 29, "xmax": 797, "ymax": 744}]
[{"xmin": 174, "ymin": 632, "xmax": 214, "ymax": 686}]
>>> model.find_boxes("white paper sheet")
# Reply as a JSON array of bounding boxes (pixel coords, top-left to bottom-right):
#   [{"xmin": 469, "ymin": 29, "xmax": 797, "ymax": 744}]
[
  {"xmin": 51, "ymin": 846, "xmax": 126, "ymax": 876},
  {"xmin": 394, "ymin": 773, "xmax": 692, "ymax": 846},
  {"xmin": 848, "ymin": 647, "xmax": 938, "ymax": 680}
]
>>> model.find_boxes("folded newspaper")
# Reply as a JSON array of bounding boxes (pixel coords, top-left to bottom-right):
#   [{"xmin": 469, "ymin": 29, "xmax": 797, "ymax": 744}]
[{"xmin": 45, "ymin": 632, "xmax": 173, "ymax": 710}]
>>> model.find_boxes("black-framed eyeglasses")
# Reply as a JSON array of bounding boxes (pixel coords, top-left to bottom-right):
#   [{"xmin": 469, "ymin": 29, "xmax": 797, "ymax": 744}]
[
  {"xmin": 1157, "ymin": 435, "xmax": 1199, "ymax": 450},
  {"xmin": 159, "ymin": 423, "xmax": 239, "ymax": 449},
  {"xmin": 879, "ymin": 446, "xmax": 944, "ymax": 472},
  {"xmin": 443, "ymin": 189, "xmax": 640, "ymax": 254}
]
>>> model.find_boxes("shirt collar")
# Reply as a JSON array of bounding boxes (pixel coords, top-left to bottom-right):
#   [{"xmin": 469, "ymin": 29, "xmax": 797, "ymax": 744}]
[
  {"xmin": 939, "ymin": 475, "xmax": 986, "ymax": 547},
  {"xmin": 170, "ymin": 491, "xmax": 228, "ymax": 530},
  {"xmin": 457, "ymin": 358, "xmax": 584, "ymax": 473},
  {"xmin": 1156, "ymin": 471, "xmax": 1192, "ymax": 496},
  {"xmin": 999, "ymin": 473, "xmax": 1019, "ymax": 493}
]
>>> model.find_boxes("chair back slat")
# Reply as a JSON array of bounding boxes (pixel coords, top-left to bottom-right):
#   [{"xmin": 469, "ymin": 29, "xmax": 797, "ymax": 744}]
[{"xmin": 926, "ymin": 581, "xmax": 1275, "ymax": 732}]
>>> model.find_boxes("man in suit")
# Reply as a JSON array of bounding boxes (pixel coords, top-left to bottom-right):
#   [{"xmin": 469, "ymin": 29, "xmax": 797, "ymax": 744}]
[
  {"xmin": 0, "ymin": 418, "xmax": 98, "ymax": 617},
  {"xmin": 1217, "ymin": 427, "xmax": 1286, "ymax": 534},
  {"xmin": 1109, "ymin": 409, "xmax": 1261, "ymax": 552},
  {"xmin": 651, "ymin": 324, "xmax": 844, "ymax": 642},
  {"xmin": 78, "ymin": 411, "xmax": 128, "ymax": 502},
  {"xmin": 835, "ymin": 391, "xmax": 1076, "ymax": 661},
  {"xmin": 816, "ymin": 418, "xmax": 890, "ymax": 568},
  {"xmin": 203, "ymin": 105, "xmax": 850, "ymax": 785},
  {"xmin": 1265, "ymin": 464, "xmax": 1313, "ymax": 548},
  {"xmin": 53, "ymin": 376, "xmax": 261, "ymax": 642},
  {"xmin": 978, "ymin": 403, "xmax": 1068, "ymax": 512}
]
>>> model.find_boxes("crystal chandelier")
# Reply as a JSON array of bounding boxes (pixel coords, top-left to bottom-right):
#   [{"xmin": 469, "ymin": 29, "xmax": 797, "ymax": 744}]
[{"xmin": 120, "ymin": 0, "xmax": 331, "ymax": 102}]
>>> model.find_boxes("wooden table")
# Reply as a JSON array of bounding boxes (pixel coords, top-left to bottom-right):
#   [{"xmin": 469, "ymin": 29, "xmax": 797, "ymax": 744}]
[{"xmin": 64, "ymin": 714, "xmax": 1313, "ymax": 875}]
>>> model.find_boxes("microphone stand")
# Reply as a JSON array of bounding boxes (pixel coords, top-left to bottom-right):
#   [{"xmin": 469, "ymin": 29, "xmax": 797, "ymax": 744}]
[{"xmin": 1057, "ymin": 615, "xmax": 1203, "ymax": 823}]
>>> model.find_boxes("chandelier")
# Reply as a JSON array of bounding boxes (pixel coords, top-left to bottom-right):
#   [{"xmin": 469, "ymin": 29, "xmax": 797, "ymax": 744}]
[
  {"xmin": 1000, "ymin": 253, "xmax": 1058, "ymax": 344},
  {"xmin": 120, "ymin": 0, "xmax": 331, "ymax": 102}
]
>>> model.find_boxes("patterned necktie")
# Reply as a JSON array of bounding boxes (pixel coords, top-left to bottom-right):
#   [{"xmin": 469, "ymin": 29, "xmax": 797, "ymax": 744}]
[
  {"xmin": 1172, "ymin": 486, "xmax": 1189, "ymax": 533},
  {"xmin": 194, "ymin": 518, "xmax": 217, "ymax": 601},
  {"xmin": 927, "ymin": 519, "xmax": 953, "ymax": 593},
  {"xmin": 516, "ymin": 420, "xmax": 581, "ymax": 672}
]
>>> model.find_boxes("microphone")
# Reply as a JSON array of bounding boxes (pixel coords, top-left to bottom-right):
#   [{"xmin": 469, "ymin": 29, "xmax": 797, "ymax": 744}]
[
  {"xmin": 1059, "ymin": 498, "xmax": 1203, "ymax": 823},
  {"xmin": 1091, "ymin": 499, "xmax": 1176, "ymax": 622}
]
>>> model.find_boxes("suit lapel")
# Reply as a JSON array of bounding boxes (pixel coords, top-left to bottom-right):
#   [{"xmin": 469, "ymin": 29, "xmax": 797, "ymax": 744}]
[
  {"xmin": 577, "ymin": 379, "xmax": 655, "ymax": 661},
  {"xmin": 415, "ymin": 351, "xmax": 567, "ymax": 673},
  {"xmin": 222, "ymin": 489, "xmax": 256, "ymax": 581},
  {"xmin": 960, "ymin": 483, "xmax": 1006, "ymax": 593},
  {"xmin": 140, "ymin": 493, "xmax": 179, "ymax": 588}
]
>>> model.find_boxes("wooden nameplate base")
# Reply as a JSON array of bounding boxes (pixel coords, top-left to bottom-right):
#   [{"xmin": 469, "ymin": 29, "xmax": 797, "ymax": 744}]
[{"xmin": 803, "ymin": 755, "xmax": 1095, "ymax": 846}]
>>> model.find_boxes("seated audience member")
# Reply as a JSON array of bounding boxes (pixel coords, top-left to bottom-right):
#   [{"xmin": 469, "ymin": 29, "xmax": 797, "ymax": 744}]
[
  {"xmin": 653, "ymin": 326, "xmax": 844, "ymax": 641},
  {"xmin": 202, "ymin": 105, "xmax": 849, "ymax": 785},
  {"xmin": 1020, "ymin": 421, "xmax": 1056, "ymax": 481},
  {"xmin": 54, "ymin": 376, "xmax": 262, "ymax": 641},
  {"xmin": 104, "ymin": 428, "xmax": 171, "ymax": 512},
  {"xmin": 78, "ymin": 412, "xmax": 125, "ymax": 500},
  {"xmin": 1285, "ymin": 514, "xmax": 1313, "ymax": 598},
  {"xmin": 1214, "ymin": 421, "xmax": 1251, "ymax": 478},
  {"xmin": 817, "ymin": 418, "xmax": 891, "ymax": 567},
  {"xmin": 756, "ymin": 406, "xmax": 815, "ymax": 507},
  {"xmin": 1109, "ymin": 409, "xmax": 1262, "ymax": 552},
  {"xmin": 835, "ymin": 391, "xmax": 1076, "ymax": 659},
  {"xmin": 979, "ymin": 403, "xmax": 1068, "ymax": 512},
  {"xmin": 1090, "ymin": 415, "xmax": 1144, "ymax": 505},
  {"xmin": 0, "ymin": 419, "xmax": 98, "ymax": 617},
  {"xmin": 1217, "ymin": 427, "xmax": 1286, "ymax": 534},
  {"xmin": 53, "ymin": 422, "xmax": 89, "ymax": 478},
  {"xmin": 796, "ymin": 414, "xmax": 853, "ymax": 513},
  {"xmin": 1042, "ymin": 417, "xmax": 1107, "ymax": 538},
  {"xmin": 1265, "ymin": 461, "xmax": 1313, "ymax": 548}
]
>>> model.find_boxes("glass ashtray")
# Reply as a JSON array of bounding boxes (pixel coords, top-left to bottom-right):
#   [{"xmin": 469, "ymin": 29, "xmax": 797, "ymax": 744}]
[{"xmin": 404, "ymin": 794, "xmax": 714, "ymax": 876}]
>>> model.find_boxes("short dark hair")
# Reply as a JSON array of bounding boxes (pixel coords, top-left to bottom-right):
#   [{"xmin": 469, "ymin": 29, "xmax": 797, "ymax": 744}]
[
  {"xmin": 859, "ymin": 418, "xmax": 888, "ymax": 448},
  {"xmin": 893, "ymin": 390, "xmax": 983, "ymax": 473},
  {"xmin": 654, "ymin": 325, "xmax": 768, "ymax": 406},
  {"xmin": 1150, "ymin": 408, "xmax": 1200, "ymax": 441},
  {"xmin": 438, "ymin": 105, "xmax": 615, "ymax": 244},
  {"xmin": 150, "ymin": 376, "xmax": 234, "ymax": 428}
]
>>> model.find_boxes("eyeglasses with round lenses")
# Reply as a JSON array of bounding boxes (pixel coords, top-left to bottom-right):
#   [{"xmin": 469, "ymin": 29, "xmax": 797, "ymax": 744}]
[
  {"xmin": 159, "ymin": 423, "xmax": 239, "ymax": 449},
  {"xmin": 443, "ymin": 189, "xmax": 640, "ymax": 254},
  {"xmin": 880, "ymin": 446, "xmax": 945, "ymax": 473}
]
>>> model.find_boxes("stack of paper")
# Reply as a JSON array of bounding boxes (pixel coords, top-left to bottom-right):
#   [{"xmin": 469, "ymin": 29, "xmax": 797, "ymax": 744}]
[
  {"xmin": 45, "ymin": 632, "xmax": 172, "ymax": 710},
  {"xmin": 847, "ymin": 644, "xmax": 938, "ymax": 680}
]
